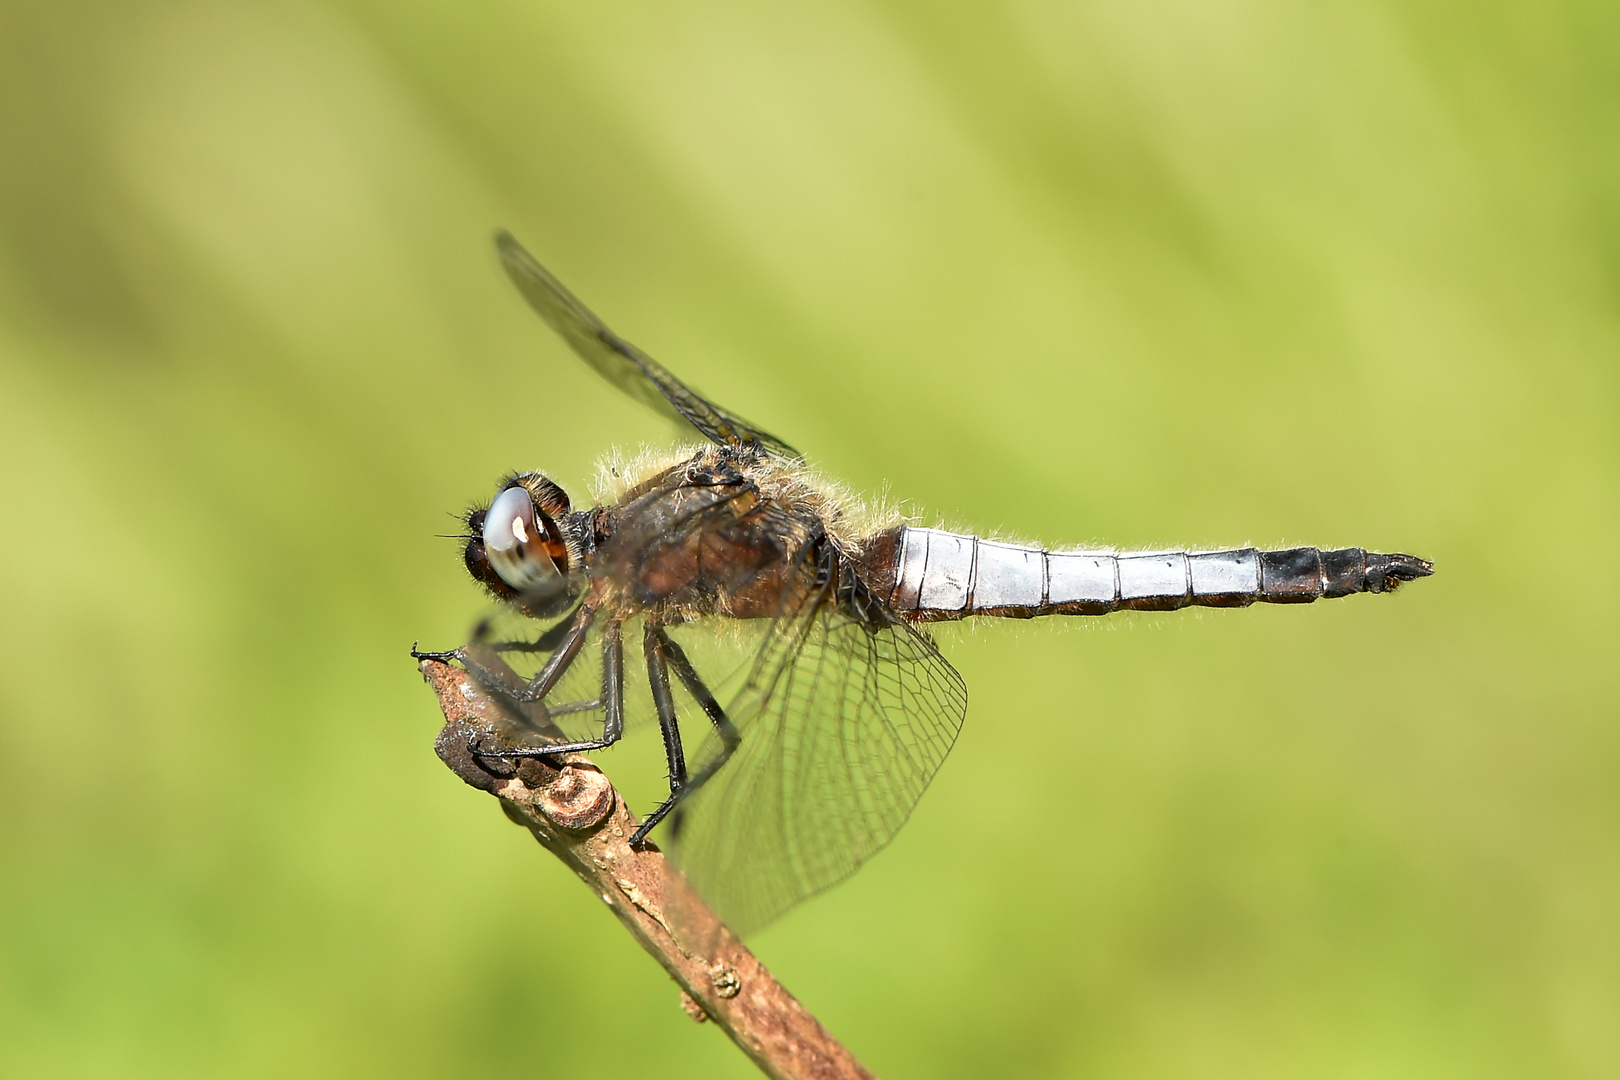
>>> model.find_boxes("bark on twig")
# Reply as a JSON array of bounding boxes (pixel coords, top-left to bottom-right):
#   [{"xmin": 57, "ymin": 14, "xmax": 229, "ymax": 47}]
[{"xmin": 419, "ymin": 657, "xmax": 875, "ymax": 1080}]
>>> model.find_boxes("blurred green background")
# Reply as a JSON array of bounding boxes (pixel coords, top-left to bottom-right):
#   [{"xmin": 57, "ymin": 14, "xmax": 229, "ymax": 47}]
[{"xmin": 2, "ymin": 0, "xmax": 1616, "ymax": 1076}]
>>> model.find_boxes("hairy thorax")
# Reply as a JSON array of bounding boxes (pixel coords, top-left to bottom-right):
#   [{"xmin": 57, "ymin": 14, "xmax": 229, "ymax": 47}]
[{"xmin": 588, "ymin": 446, "xmax": 862, "ymax": 623}]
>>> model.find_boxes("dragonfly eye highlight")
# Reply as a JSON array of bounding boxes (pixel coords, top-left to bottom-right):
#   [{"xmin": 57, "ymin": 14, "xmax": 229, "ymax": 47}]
[{"xmin": 482, "ymin": 485, "xmax": 564, "ymax": 592}]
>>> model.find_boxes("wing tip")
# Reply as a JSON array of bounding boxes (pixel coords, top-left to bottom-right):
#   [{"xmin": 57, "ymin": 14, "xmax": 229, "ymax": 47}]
[{"xmin": 493, "ymin": 228, "xmax": 530, "ymax": 267}]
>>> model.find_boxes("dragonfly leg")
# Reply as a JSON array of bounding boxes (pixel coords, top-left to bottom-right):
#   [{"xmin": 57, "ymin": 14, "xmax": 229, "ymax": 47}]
[
  {"xmin": 546, "ymin": 698, "xmax": 602, "ymax": 717},
  {"xmin": 645, "ymin": 620, "xmax": 689, "ymax": 791},
  {"xmin": 411, "ymin": 611, "xmax": 573, "ymax": 666},
  {"xmin": 479, "ymin": 614, "xmax": 580, "ymax": 657},
  {"xmin": 472, "ymin": 615, "xmax": 625, "ymax": 759},
  {"xmin": 446, "ymin": 604, "xmax": 596, "ymax": 706},
  {"xmin": 629, "ymin": 625, "xmax": 742, "ymax": 848}
]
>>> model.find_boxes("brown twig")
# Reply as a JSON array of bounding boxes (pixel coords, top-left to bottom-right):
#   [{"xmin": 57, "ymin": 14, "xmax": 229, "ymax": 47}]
[{"xmin": 419, "ymin": 657, "xmax": 876, "ymax": 1080}]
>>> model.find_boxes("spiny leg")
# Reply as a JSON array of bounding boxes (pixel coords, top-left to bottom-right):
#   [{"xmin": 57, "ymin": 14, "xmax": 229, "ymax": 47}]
[
  {"xmin": 476, "ymin": 614, "xmax": 579, "ymax": 657},
  {"xmin": 643, "ymin": 620, "xmax": 689, "ymax": 819},
  {"xmin": 473, "ymin": 616, "xmax": 626, "ymax": 759},
  {"xmin": 546, "ymin": 698, "xmax": 602, "ymax": 717},
  {"xmin": 630, "ymin": 625, "xmax": 743, "ymax": 848},
  {"xmin": 660, "ymin": 632, "xmax": 742, "ymax": 752},
  {"xmin": 413, "ymin": 603, "xmax": 596, "ymax": 707}
]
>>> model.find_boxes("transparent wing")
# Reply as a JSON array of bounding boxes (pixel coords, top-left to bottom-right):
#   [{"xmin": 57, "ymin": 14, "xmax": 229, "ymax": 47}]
[
  {"xmin": 496, "ymin": 231, "xmax": 799, "ymax": 460},
  {"xmin": 664, "ymin": 553, "xmax": 969, "ymax": 936}
]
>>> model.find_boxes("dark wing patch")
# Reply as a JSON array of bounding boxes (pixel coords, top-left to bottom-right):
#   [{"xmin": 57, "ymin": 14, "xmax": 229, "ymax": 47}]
[
  {"xmin": 496, "ymin": 231, "xmax": 799, "ymax": 460},
  {"xmin": 665, "ymin": 552, "xmax": 969, "ymax": 936}
]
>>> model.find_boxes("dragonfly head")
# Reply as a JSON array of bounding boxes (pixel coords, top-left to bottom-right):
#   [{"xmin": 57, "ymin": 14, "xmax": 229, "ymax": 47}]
[{"xmin": 463, "ymin": 474, "xmax": 579, "ymax": 607}]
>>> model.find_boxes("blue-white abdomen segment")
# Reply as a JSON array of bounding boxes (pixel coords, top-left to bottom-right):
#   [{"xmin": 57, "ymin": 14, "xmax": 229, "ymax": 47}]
[
  {"xmin": 915, "ymin": 530, "xmax": 972, "ymax": 611},
  {"xmin": 881, "ymin": 527, "xmax": 1427, "ymax": 621},
  {"xmin": 971, "ymin": 541, "xmax": 1045, "ymax": 609},
  {"xmin": 1118, "ymin": 552, "xmax": 1188, "ymax": 605},
  {"xmin": 1046, "ymin": 552, "xmax": 1114, "ymax": 610},
  {"xmin": 1189, "ymin": 548, "xmax": 1261, "ymax": 598}
]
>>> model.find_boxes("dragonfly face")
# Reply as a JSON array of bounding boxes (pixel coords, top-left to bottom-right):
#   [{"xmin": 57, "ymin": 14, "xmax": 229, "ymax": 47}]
[{"xmin": 420, "ymin": 231, "xmax": 1434, "ymax": 937}]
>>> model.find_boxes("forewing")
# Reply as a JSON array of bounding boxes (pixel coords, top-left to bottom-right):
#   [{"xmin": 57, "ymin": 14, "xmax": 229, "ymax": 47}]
[
  {"xmin": 496, "ymin": 231, "xmax": 798, "ymax": 459},
  {"xmin": 665, "ymin": 563, "xmax": 969, "ymax": 936}
]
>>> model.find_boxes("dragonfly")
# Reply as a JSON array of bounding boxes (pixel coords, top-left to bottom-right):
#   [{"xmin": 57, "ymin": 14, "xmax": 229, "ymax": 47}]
[{"xmin": 416, "ymin": 232, "xmax": 1434, "ymax": 936}]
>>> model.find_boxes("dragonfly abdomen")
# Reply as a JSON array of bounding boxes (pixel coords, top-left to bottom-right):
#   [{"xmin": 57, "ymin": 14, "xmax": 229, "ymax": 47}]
[{"xmin": 870, "ymin": 527, "xmax": 1432, "ymax": 622}]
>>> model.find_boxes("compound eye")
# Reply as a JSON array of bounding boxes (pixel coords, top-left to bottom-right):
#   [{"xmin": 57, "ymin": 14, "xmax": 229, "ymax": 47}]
[{"xmin": 482, "ymin": 486, "xmax": 562, "ymax": 592}]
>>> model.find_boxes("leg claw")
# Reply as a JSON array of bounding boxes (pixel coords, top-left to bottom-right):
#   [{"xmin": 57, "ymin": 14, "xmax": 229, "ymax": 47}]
[{"xmin": 412, "ymin": 642, "xmax": 463, "ymax": 664}]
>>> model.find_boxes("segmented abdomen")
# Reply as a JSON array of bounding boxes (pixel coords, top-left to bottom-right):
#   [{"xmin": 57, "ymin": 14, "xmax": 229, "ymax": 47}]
[{"xmin": 872, "ymin": 527, "xmax": 1432, "ymax": 621}]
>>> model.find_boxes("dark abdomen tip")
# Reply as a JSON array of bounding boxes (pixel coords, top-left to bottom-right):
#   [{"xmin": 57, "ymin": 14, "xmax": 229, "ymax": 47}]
[{"xmin": 1365, "ymin": 551, "xmax": 1434, "ymax": 593}]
